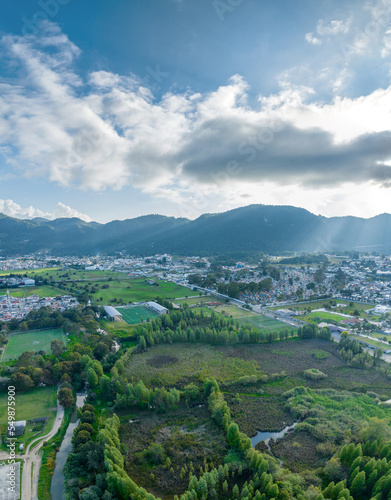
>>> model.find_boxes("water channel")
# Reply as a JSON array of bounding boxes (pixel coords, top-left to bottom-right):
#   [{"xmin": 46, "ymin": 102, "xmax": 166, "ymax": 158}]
[
  {"xmin": 251, "ymin": 422, "xmax": 299, "ymax": 466},
  {"xmin": 50, "ymin": 393, "xmax": 87, "ymax": 500}
]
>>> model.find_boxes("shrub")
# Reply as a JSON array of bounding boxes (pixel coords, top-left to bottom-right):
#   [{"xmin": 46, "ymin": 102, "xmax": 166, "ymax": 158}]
[{"xmin": 303, "ymin": 369, "xmax": 328, "ymax": 380}]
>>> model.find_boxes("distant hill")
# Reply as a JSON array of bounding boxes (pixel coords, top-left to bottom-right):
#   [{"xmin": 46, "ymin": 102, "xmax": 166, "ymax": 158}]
[{"xmin": 0, "ymin": 205, "xmax": 390, "ymax": 256}]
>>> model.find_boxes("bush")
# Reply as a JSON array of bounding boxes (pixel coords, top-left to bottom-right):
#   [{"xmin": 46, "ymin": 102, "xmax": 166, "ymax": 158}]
[{"xmin": 303, "ymin": 369, "xmax": 328, "ymax": 380}]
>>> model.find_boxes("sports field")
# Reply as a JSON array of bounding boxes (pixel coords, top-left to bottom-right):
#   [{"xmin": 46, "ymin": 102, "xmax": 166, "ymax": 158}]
[
  {"xmin": 118, "ymin": 306, "xmax": 160, "ymax": 325},
  {"xmin": 2, "ymin": 328, "xmax": 66, "ymax": 361},
  {"xmin": 237, "ymin": 315, "xmax": 291, "ymax": 331},
  {"xmin": 214, "ymin": 304, "xmax": 289, "ymax": 330}
]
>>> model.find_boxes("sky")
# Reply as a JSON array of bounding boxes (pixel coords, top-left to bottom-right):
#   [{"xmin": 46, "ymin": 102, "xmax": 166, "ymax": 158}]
[{"xmin": 1, "ymin": 0, "xmax": 391, "ymax": 222}]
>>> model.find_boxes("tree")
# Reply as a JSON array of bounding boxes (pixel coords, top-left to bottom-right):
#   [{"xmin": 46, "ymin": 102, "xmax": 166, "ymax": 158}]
[
  {"xmin": 51, "ymin": 340, "xmax": 65, "ymax": 357},
  {"xmin": 58, "ymin": 387, "xmax": 75, "ymax": 408},
  {"xmin": 93, "ymin": 342, "xmax": 109, "ymax": 360},
  {"xmin": 349, "ymin": 471, "xmax": 366, "ymax": 499},
  {"xmin": 227, "ymin": 423, "xmax": 241, "ymax": 449},
  {"xmin": 10, "ymin": 372, "xmax": 34, "ymax": 391},
  {"xmin": 86, "ymin": 368, "xmax": 98, "ymax": 388}
]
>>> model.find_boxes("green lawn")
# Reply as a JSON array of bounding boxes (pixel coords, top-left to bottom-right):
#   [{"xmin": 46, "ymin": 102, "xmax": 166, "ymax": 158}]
[
  {"xmin": 0, "ymin": 386, "xmax": 57, "ymax": 423},
  {"xmin": 237, "ymin": 315, "xmax": 293, "ymax": 331},
  {"xmin": 0, "ymin": 386, "xmax": 57, "ymax": 451},
  {"xmin": 175, "ymin": 295, "xmax": 215, "ymax": 305},
  {"xmin": 5, "ymin": 285, "xmax": 65, "ymax": 298},
  {"xmin": 2, "ymin": 329, "xmax": 66, "ymax": 362},
  {"xmin": 350, "ymin": 335, "xmax": 389, "ymax": 350},
  {"xmin": 117, "ymin": 306, "xmax": 160, "ymax": 325},
  {"xmin": 88, "ymin": 278, "xmax": 190, "ymax": 304},
  {"xmin": 0, "ymin": 267, "xmax": 60, "ymax": 276},
  {"xmin": 301, "ymin": 311, "xmax": 349, "ymax": 323}
]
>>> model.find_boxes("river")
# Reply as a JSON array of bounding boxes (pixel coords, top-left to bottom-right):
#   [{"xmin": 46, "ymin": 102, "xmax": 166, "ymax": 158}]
[{"xmin": 50, "ymin": 393, "xmax": 87, "ymax": 500}]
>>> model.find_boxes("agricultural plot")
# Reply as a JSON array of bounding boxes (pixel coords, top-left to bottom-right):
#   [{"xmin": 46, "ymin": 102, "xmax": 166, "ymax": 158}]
[
  {"xmin": 5, "ymin": 285, "xmax": 65, "ymax": 299},
  {"xmin": 118, "ymin": 305, "xmax": 160, "ymax": 325},
  {"xmin": 2, "ymin": 328, "xmax": 66, "ymax": 361}
]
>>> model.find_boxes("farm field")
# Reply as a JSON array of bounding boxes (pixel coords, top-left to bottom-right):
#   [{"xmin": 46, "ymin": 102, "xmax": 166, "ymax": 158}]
[
  {"xmin": 117, "ymin": 305, "xmax": 160, "ymax": 325},
  {"xmin": 1, "ymin": 328, "xmax": 66, "ymax": 361}
]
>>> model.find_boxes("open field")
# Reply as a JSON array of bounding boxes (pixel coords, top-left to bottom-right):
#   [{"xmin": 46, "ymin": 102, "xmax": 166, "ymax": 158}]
[
  {"xmin": 0, "ymin": 267, "xmax": 60, "ymax": 276},
  {"xmin": 123, "ymin": 343, "xmax": 262, "ymax": 385},
  {"xmin": 237, "ymin": 314, "xmax": 292, "ymax": 331},
  {"xmin": 118, "ymin": 305, "xmax": 160, "ymax": 325},
  {"xmin": 301, "ymin": 310, "xmax": 349, "ymax": 323},
  {"xmin": 4, "ymin": 285, "xmax": 66, "ymax": 298},
  {"xmin": 0, "ymin": 386, "xmax": 57, "ymax": 423},
  {"xmin": 213, "ymin": 304, "xmax": 290, "ymax": 330},
  {"xmin": 2, "ymin": 328, "xmax": 66, "ymax": 361},
  {"xmin": 350, "ymin": 334, "xmax": 390, "ymax": 350},
  {"xmin": 175, "ymin": 295, "xmax": 215, "ymax": 305},
  {"xmin": 83, "ymin": 278, "xmax": 190, "ymax": 304},
  {"xmin": 0, "ymin": 386, "xmax": 57, "ymax": 450}
]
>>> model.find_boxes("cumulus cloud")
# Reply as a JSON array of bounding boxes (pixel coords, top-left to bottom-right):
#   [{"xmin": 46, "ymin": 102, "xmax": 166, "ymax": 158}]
[
  {"xmin": 0, "ymin": 199, "xmax": 91, "ymax": 222},
  {"xmin": 1, "ymin": 21, "xmax": 391, "ymax": 210}
]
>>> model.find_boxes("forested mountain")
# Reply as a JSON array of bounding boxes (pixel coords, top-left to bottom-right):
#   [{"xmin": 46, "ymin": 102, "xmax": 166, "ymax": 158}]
[{"xmin": 1, "ymin": 205, "xmax": 391, "ymax": 256}]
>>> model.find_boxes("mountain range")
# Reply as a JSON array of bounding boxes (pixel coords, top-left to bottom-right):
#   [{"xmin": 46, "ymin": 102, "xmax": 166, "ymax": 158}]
[{"xmin": 1, "ymin": 205, "xmax": 391, "ymax": 256}]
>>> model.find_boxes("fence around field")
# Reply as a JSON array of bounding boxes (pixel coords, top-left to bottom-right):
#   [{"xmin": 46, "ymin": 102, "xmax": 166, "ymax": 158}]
[{"xmin": 117, "ymin": 306, "xmax": 160, "ymax": 325}]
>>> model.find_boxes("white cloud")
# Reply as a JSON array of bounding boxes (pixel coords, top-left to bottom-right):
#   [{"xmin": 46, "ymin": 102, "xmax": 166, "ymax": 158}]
[
  {"xmin": 317, "ymin": 19, "xmax": 350, "ymax": 36},
  {"xmin": 1, "ymin": 22, "xmax": 391, "ymax": 219},
  {"xmin": 305, "ymin": 33, "xmax": 321, "ymax": 45},
  {"xmin": 0, "ymin": 199, "xmax": 91, "ymax": 222}
]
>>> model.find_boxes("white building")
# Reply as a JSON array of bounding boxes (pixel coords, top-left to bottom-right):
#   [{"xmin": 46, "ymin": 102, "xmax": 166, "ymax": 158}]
[{"xmin": 145, "ymin": 301, "xmax": 168, "ymax": 315}]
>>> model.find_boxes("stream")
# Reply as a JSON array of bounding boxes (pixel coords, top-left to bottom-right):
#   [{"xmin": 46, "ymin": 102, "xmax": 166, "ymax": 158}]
[
  {"xmin": 251, "ymin": 422, "xmax": 299, "ymax": 466},
  {"xmin": 50, "ymin": 393, "xmax": 87, "ymax": 500}
]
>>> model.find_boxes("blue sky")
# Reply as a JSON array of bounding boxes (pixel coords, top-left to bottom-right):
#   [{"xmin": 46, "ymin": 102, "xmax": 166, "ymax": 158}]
[{"xmin": 1, "ymin": 0, "xmax": 391, "ymax": 222}]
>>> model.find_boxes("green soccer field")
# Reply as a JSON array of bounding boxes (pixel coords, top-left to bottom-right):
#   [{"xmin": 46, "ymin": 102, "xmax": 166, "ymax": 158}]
[
  {"xmin": 2, "ymin": 328, "xmax": 66, "ymax": 361},
  {"xmin": 118, "ymin": 306, "xmax": 160, "ymax": 325}
]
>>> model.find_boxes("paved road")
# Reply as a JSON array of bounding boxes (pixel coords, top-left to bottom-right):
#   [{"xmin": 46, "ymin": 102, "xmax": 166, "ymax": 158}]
[{"xmin": 0, "ymin": 397, "xmax": 64, "ymax": 500}]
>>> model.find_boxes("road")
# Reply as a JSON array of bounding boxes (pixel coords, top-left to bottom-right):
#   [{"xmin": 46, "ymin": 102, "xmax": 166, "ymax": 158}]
[{"xmin": 0, "ymin": 397, "xmax": 65, "ymax": 500}]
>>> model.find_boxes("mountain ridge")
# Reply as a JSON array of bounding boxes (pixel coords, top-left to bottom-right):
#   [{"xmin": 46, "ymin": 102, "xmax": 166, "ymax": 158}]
[{"xmin": 1, "ymin": 204, "xmax": 390, "ymax": 256}]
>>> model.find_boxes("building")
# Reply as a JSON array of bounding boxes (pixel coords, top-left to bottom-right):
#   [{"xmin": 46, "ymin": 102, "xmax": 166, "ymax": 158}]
[
  {"xmin": 104, "ymin": 305, "xmax": 123, "ymax": 321},
  {"xmin": 7, "ymin": 420, "xmax": 26, "ymax": 437},
  {"xmin": 145, "ymin": 301, "xmax": 168, "ymax": 315}
]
